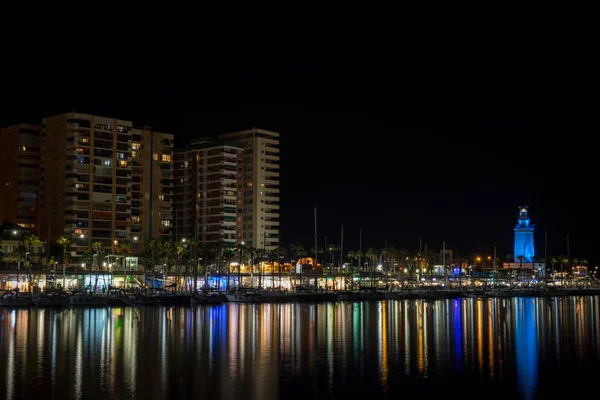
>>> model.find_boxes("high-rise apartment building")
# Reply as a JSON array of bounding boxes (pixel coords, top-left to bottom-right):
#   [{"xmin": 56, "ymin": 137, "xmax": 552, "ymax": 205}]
[
  {"xmin": 37, "ymin": 113, "xmax": 172, "ymax": 258},
  {"xmin": 0, "ymin": 124, "xmax": 41, "ymax": 232},
  {"xmin": 173, "ymin": 139, "xmax": 244, "ymax": 247},
  {"xmin": 132, "ymin": 126, "xmax": 174, "ymax": 252},
  {"xmin": 217, "ymin": 128, "xmax": 280, "ymax": 250}
]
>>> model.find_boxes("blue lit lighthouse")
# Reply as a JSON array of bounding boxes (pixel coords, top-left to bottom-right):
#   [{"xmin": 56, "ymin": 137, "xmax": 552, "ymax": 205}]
[{"xmin": 514, "ymin": 206, "xmax": 535, "ymax": 262}]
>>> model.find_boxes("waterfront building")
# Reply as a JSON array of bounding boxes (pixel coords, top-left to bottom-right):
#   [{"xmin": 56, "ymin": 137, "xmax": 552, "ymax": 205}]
[
  {"xmin": 173, "ymin": 139, "xmax": 244, "ymax": 246},
  {"xmin": 0, "ymin": 123, "xmax": 41, "ymax": 232},
  {"xmin": 0, "ymin": 113, "xmax": 174, "ymax": 260},
  {"xmin": 217, "ymin": 128, "xmax": 280, "ymax": 250}
]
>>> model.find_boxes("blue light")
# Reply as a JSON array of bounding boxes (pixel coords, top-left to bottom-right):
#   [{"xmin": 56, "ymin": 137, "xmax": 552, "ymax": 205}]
[{"xmin": 514, "ymin": 207, "xmax": 535, "ymax": 262}]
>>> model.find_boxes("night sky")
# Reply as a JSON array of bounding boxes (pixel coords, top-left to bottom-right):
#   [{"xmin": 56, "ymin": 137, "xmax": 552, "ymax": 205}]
[{"xmin": 2, "ymin": 62, "xmax": 596, "ymax": 264}]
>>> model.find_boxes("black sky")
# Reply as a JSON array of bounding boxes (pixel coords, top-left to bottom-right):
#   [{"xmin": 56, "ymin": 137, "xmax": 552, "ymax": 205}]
[{"xmin": 1, "ymin": 60, "xmax": 596, "ymax": 264}]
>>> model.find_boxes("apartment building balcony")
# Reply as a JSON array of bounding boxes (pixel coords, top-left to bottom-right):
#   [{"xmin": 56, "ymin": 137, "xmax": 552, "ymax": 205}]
[
  {"xmin": 264, "ymin": 153, "xmax": 279, "ymax": 162},
  {"xmin": 221, "ymin": 226, "xmax": 236, "ymax": 234},
  {"xmin": 265, "ymin": 194, "xmax": 280, "ymax": 202}
]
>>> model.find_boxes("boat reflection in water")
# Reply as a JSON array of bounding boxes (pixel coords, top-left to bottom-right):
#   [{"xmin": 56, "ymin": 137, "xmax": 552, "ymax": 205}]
[{"xmin": 1, "ymin": 296, "xmax": 599, "ymax": 399}]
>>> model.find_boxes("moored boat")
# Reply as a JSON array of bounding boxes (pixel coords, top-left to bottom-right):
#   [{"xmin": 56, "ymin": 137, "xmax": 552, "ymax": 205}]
[
  {"xmin": 0, "ymin": 291, "xmax": 31, "ymax": 307},
  {"xmin": 33, "ymin": 291, "xmax": 70, "ymax": 307},
  {"xmin": 191, "ymin": 291, "xmax": 226, "ymax": 305},
  {"xmin": 69, "ymin": 292, "xmax": 109, "ymax": 307}
]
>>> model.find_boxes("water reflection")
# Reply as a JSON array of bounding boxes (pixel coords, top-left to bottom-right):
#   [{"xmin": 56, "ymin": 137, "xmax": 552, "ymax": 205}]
[{"xmin": 1, "ymin": 297, "xmax": 599, "ymax": 399}]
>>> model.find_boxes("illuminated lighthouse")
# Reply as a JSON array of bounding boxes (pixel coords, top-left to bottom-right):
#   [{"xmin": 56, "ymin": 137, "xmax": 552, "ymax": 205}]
[{"xmin": 514, "ymin": 206, "xmax": 535, "ymax": 262}]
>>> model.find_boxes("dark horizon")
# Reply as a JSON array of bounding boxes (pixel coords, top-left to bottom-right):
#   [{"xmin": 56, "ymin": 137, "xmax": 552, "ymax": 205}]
[{"xmin": 2, "ymin": 63, "xmax": 596, "ymax": 264}]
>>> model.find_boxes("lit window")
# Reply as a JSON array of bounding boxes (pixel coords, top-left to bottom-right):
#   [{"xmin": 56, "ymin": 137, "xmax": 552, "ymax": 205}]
[
  {"xmin": 119, "ymin": 160, "xmax": 128, "ymax": 168},
  {"xmin": 132, "ymin": 142, "xmax": 140, "ymax": 150},
  {"xmin": 132, "ymin": 151, "xmax": 137, "ymax": 158},
  {"xmin": 20, "ymin": 146, "xmax": 27, "ymax": 151},
  {"xmin": 103, "ymin": 160, "xmax": 112, "ymax": 166},
  {"xmin": 117, "ymin": 153, "xmax": 125, "ymax": 159},
  {"xmin": 161, "ymin": 220, "xmax": 170, "ymax": 227},
  {"xmin": 184, "ymin": 161, "xmax": 189, "ymax": 167},
  {"xmin": 159, "ymin": 194, "xmax": 164, "ymax": 200},
  {"xmin": 76, "ymin": 148, "xmax": 84, "ymax": 154},
  {"xmin": 153, "ymin": 154, "xmax": 158, "ymax": 161},
  {"xmin": 81, "ymin": 138, "xmax": 89, "ymax": 144},
  {"xmin": 162, "ymin": 154, "xmax": 171, "ymax": 162}
]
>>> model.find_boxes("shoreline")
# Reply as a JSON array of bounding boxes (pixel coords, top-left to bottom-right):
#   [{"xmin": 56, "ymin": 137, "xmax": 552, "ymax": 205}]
[{"xmin": 2, "ymin": 288, "xmax": 600, "ymax": 308}]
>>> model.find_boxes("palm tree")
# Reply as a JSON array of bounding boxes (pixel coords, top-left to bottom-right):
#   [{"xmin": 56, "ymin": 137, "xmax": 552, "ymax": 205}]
[
  {"xmin": 148, "ymin": 238, "xmax": 159, "ymax": 289},
  {"xmin": 237, "ymin": 242, "xmax": 246, "ymax": 289},
  {"xmin": 550, "ymin": 256, "xmax": 558, "ymax": 276},
  {"xmin": 273, "ymin": 247, "xmax": 286, "ymax": 288},
  {"xmin": 255, "ymin": 248, "xmax": 266, "ymax": 288},
  {"xmin": 185, "ymin": 238, "xmax": 198, "ymax": 292},
  {"xmin": 328, "ymin": 244, "xmax": 340, "ymax": 270},
  {"xmin": 91, "ymin": 241, "xmax": 104, "ymax": 291},
  {"xmin": 222, "ymin": 244, "xmax": 236, "ymax": 291},
  {"xmin": 560, "ymin": 255, "xmax": 569, "ymax": 280},
  {"xmin": 118, "ymin": 240, "xmax": 131, "ymax": 289},
  {"xmin": 246, "ymin": 246, "xmax": 256, "ymax": 287},
  {"xmin": 21, "ymin": 234, "xmax": 40, "ymax": 287},
  {"xmin": 173, "ymin": 241, "xmax": 184, "ymax": 290},
  {"xmin": 366, "ymin": 247, "xmax": 379, "ymax": 288},
  {"xmin": 56, "ymin": 236, "xmax": 71, "ymax": 289}
]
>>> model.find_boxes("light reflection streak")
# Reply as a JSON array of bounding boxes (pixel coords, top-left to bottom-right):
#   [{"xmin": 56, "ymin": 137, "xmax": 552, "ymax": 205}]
[
  {"xmin": 477, "ymin": 299, "xmax": 483, "ymax": 376},
  {"xmin": 74, "ymin": 315, "xmax": 83, "ymax": 400},
  {"xmin": 381, "ymin": 301, "xmax": 388, "ymax": 391},
  {"xmin": 6, "ymin": 311, "xmax": 15, "ymax": 400},
  {"xmin": 0, "ymin": 297, "xmax": 599, "ymax": 398}
]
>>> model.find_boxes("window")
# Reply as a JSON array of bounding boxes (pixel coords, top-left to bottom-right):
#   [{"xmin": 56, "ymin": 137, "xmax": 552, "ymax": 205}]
[
  {"xmin": 119, "ymin": 160, "xmax": 128, "ymax": 168},
  {"xmin": 184, "ymin": 161, "xmax": 189, "ymax": 167},
  {"xmin": 117, "ymin": 152, "xmax": 125, "ymax": 159},
  {"xmin": 132, "ymin": 151, "xmax": 137, "ymax": 158},
  {"xmin": 81, "ymin": 138, "xmax": 89, "ymax": 144},
  {"xmin": 161, "ymin": 220, "xmax": 171, "ymax": 227},
  {"xmin": 103, "ymin": 160, "xmax": 112, "ymax": 166},
  {"xmin": 20, "ymin": 146, "xmax": 27, "ymax": 151},
  {"xmin": 162, "ymin": 154, "xmax": 171, "ymax": 162},
  {"xmin": 153, "ymin": 154, "xmax": 158, "ymax": 161},
  {"xmin": 159, "ymin": 194, "xmax": 164, "ymax": 200},
  {"xmin": 76, "ymin": 148, "xmax": 84, "ymax": 154},
  {"xmin": 132, "ymin": 142, "xmax": 140, "ymax": 150}
]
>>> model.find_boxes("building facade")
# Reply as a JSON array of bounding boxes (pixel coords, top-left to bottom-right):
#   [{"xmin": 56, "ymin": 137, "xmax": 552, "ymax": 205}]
[
  {"xmin": 514, "ymin": 206, "xmax": 535, "ymax": 262},
  {"xmin": 35, "ymin": 113, "xmax": 172, "ymax": 259},
  {"xmin": 217, "ymin": 128, "xmax": 280, "ymax": 250},
  {"xmin": 0, "ymin": 123, "xmax": 41, "ymax": 231},
  {"xmin": 173, "ymin": 139, "xmax": 244, "ymax": 247}
]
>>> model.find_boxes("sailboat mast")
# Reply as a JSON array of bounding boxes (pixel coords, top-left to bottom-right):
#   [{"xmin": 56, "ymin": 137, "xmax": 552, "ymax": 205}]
[
  {"xmin": 340, "ymin": 224, "xmax": 344, "ymax": 270},
  {"xmin": 314, "ymin": 207, "xmax": 318, "ymax": 289}
]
